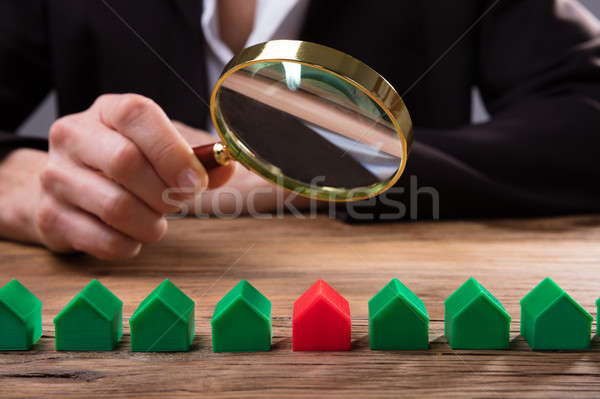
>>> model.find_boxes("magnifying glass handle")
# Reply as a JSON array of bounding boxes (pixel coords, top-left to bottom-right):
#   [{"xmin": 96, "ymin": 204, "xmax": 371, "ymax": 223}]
[{"xmin": 192, "ymin": 142, "xmax": 231, "ymax": 171}]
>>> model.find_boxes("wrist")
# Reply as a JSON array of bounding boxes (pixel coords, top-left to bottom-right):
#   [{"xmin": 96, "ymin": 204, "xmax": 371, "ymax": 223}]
[{"xmin": 0, "ymin": 148, "xmax": 48, "ymax": 244}]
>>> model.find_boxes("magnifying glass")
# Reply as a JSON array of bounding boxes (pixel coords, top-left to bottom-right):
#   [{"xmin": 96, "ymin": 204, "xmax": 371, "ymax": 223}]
[{"xmin": 193, "ymin": 40, "xmax": 412, "ymax": 202}]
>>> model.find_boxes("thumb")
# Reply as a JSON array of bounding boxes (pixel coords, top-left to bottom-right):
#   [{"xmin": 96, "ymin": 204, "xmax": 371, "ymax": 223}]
[{"xmin": 172, "ymin": 121, "xmax": 237, "ymax": 190}]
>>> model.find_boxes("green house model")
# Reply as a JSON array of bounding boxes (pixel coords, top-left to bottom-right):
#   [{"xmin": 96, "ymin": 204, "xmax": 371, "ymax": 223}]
[
  {"xmin": 211, "ymin": 279, "xmax": 272, "ymax": 352},
  {"xmin": 129, "ymin": 279, "xmax": 195, "ymax": 352},
  {"xmin": 368, "ymin": 278, "xmax": 429, "ymax": 350},
  {"xmin": 521, "ymin": 277, "xmax": 592, "ymax": 350},
  {"xmin": 53, "ymin": 279, "xmax": 123, "ymax": 351},
  {"xmin": 444, "ymin": 277, "xmax": 511, "ymax": 349},
  {"xmin": 0, "ymin": 279, "xmax": 42, "ymax": 350},
  {"xmin": 597, "ymin": 297, "xmax": 600, "ymax": 336}
]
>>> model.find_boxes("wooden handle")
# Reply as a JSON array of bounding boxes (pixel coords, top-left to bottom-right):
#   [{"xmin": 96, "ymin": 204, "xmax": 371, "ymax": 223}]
[{"xmin": 193, "ymin": 143, "xmax": 221, "ymax": 171}]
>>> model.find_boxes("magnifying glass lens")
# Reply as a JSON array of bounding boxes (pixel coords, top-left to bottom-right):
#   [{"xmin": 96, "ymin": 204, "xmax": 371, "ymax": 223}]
[
  {"xmin": 200, "ymin": 41, "xmax": 412, "ymax": 202},
  {"xmin": 215, "ymin": 61, "xmax": 404, "ymax": 192}
]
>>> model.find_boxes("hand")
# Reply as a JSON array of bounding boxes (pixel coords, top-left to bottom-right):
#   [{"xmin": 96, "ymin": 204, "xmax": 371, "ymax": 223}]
[{"xmin": 0, "ymin": 94, "xmax": 233, "ymax": 260}]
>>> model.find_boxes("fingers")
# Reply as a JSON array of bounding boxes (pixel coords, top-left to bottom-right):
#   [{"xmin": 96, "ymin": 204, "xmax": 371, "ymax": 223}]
[
  {"xmin": 36, "ymin": 196, "xmax": 142, "ymax": 261},
  {"xmin": 95, "ymin": 94, "xmax": 209, "ymax": 194},
  {"xmin": 52, "ymin": 116, "xmax": 179, "ymax": 214},
  {"xmin": 39, "ymin": 159, "xmax": 168, "ymax": 244},
  {"xmin": 39, "ymin": 93, "xmax": 230, "ymax": 261}
]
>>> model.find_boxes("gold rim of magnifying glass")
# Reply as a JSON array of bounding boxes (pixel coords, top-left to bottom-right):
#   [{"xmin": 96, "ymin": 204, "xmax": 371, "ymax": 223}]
[{"xmin": 210, "ymin": 40, "xmax": 413, "ymax": 202}]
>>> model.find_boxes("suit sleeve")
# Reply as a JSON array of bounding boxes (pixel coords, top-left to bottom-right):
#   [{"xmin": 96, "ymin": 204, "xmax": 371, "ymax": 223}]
[
  {"xmin": 0, "ymin": 0, "xmax": 52, "ymax": 151},
  {"xmin": 340, "ymin": 0, "xmax": 600, "ymax": 221}
]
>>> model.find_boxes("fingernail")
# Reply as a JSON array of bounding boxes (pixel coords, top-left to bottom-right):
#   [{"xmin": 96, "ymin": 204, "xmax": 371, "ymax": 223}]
[{"xmin": 177, "ymin": 168, "xmax": 204, "ymax": 194}]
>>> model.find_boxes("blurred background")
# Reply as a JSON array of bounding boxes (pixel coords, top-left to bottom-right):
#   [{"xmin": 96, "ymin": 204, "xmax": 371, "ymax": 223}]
[{"xmin": 16, "ymin": 0, "xmax": 600, "ymax": 138}]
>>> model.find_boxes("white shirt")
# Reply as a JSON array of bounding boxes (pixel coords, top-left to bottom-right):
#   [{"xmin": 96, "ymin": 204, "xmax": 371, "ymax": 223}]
[{"xmin": 201, "ymin": 0, "xmax": 310, "ymax": 132}]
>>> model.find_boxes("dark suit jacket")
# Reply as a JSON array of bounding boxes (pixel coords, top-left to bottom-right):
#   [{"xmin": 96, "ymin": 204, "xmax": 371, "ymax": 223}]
[{"xmin": 1, "ymin": 0, "xmax": 599, "ymax": 219}]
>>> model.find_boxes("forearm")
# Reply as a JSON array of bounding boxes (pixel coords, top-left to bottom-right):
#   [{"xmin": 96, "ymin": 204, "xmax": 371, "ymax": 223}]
[
  {"xmin": 418, "ymin": 94, "xmax": 600, "ymax": 207},
  {"xmin": 0, "ymin": 148, "xmax": 47, "ymax": 243},
  {"xmin": 341, "ymin": 98, "xmax": 600, "ymax": 223}
]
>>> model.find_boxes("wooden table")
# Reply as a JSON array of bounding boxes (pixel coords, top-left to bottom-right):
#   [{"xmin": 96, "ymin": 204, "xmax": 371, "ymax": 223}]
[{"xmin": 1, "ymin": 215, "xmax": 600, "ymax": 398}]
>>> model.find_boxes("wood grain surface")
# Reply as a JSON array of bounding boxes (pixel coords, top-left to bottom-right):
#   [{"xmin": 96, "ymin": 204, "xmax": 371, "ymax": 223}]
[{"xmin": 1, "ymin": 214, "xmax": 600, "ymax": 398}]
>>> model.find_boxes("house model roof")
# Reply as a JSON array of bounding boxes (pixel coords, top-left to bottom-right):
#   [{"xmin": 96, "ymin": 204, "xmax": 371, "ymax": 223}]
[
  {"xmin": 0, "ymin": 279, "xmax": 42, "ymax": 322},
  {"xmin": 521, "ymin": 277, "xmax": 592, "ymax": 321},
  {"xmin": 445, "ymin": 277, "xmax": 510, "ymax": 320},
  {"xmin": 369, "ymin": 278, "xmax": 428, "ymax": 323},
  {"xmin": 212, "ymin": 279, "xmax": 271, "ymax": 324},
  {"xmin": 54, "ymin": 279, "xmax": 122, "ymax": 323},
  {"xmin": 130, "ymin": 279, "xmax": 194, "ymax": 323},
  {"xmin": 293, "ymin": 279, "xmax": 349, "ymax": 322}
]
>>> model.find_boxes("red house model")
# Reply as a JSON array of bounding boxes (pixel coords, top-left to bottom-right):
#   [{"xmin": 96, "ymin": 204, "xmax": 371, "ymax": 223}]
[{"xmin": 292, "ymin": 279, "xmax": 351, "ymax": 351}]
